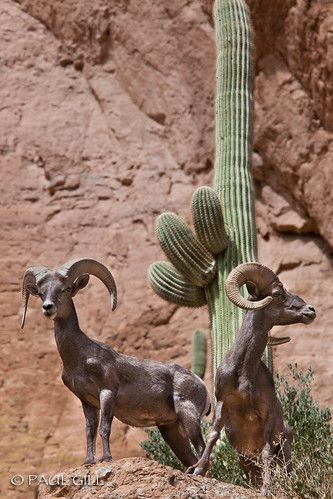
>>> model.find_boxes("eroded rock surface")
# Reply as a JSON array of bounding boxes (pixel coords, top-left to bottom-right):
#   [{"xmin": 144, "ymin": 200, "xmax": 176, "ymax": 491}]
[
  {"xmin": 36, "ymin": 458, "xmax": 260, "ymax": 499},
  {"xmin": 1, "ymin": 1, "xmax": 332, "ymax": 498}
]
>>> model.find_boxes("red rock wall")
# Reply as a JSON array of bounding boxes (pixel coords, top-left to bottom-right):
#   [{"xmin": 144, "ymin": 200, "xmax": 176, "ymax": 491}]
[{"xmin": 1, "ymin": 1, "xmax": 332, "ymax": 497}]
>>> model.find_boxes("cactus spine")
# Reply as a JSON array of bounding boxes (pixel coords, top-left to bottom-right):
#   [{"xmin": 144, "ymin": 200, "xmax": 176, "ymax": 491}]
[{"xmin": 191, "ymin": 329, "xmax": 207, "ymax": 379}]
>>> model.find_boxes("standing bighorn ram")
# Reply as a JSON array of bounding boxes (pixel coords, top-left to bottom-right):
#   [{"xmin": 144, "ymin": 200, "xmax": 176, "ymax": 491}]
[
  {"xmin": 188, "ymin": 262, "xmax": 316, "ymax": 495},
  {"xmin": 21, "ymin": 258, "xmax": 210, "ymax": 466}
]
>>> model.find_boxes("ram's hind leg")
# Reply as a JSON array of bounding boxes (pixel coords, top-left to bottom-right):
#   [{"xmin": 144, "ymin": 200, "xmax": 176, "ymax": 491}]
[
  {"xmin": 175, "ymin": 402, "xmax": 206, "ymax": 458},
  {"xmin": 158, "ymin": 423, "xmax": 197, "ymax": 468},
  {"xmin": 186, "ymin": 400, "xmax": 224, "ymax": 476}
]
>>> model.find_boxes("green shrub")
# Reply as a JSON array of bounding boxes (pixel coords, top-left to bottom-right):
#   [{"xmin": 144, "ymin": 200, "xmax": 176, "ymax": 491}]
[
  {"xmin": 273, "ymin": 364, "xmax": 333, "ymax": 498},
  {"xmin": 141, "ymin": 427, "xmax": 185, "ymax": 472},
  {"xmin": 141, "ymin": 365, "xmax": 333, "ymax": 497}
]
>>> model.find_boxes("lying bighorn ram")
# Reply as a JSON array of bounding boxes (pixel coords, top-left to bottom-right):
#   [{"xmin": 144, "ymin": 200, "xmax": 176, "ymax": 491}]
[
  {"xmin": 188, "ymin": 263, "xmax": 316, "ymax": 494},
  {"xmin": 21, "ymin": 258, "xmax": 210, "ymax": 466}
]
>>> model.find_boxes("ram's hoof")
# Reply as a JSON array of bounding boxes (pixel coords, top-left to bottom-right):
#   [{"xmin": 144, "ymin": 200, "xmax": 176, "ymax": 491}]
[
  {"xmin": 83, "ymin": 458, "xmax": 96, "ymax": 465},
  {"xmin": 186, "ymin": 464, "xmax": 206, "ymax": 476},
  {"xmin": 185, "ymin": 466, "xmax": 196, "ymax": 474},
  {"xmin": 193, "ymin": 466, "xmax": 206, "ymax": 476},
  {"xmin": 260, "ymin": 487, "xmax": 272, "ymax": 497}
]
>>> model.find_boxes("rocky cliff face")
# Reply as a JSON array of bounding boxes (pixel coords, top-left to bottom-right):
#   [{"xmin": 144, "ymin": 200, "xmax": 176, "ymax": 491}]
[{"xmin": 1, "ymin": 1, "xmax": 332, "ymax": 498}]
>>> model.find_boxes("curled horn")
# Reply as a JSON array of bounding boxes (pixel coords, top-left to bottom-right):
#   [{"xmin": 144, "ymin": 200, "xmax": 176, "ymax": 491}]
[
  {"xmin": 21, "ymin": 266, "xmax": 49, "ymax": 329},
  {"xmin": 225, "ymin": 262, "xmax": 276, "ymax": 310},
  {"xmin": 58, "ymin": 258, "xmax": 117, "ymax": 311}
]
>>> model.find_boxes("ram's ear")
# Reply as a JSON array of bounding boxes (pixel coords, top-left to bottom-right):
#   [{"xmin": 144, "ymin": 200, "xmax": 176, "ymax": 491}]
[
  {"xmin": 246, "ymin": 281, "xmax": 260, "ymax": 300},
  {"xmin": 71, "ymin": 274, "xmax": 90, "ymax": 296},
  {"xmin": 26, "ymin": 284, "xmax": 39, "ymax": 296}
]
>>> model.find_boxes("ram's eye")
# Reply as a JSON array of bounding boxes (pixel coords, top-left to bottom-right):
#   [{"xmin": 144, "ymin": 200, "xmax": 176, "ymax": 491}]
[{"xmin": 273, "ymin": 291, "xmax": 287, "ymax": 303}]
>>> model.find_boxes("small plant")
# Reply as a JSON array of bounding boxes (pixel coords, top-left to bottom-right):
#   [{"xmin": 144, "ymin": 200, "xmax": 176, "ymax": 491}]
[
  {"xmin": 141, "ymin": 365, "xmax": 333, "ymax": 497},
  {"xmin": 191, "ymin": 329, "xmax": 207, "ymax": 379}
]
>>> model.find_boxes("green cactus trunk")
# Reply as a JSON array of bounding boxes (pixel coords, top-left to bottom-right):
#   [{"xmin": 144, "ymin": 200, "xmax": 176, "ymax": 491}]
[{"xmin": 209, "ymin": 0, "xmax": 269, "ymax": 375}]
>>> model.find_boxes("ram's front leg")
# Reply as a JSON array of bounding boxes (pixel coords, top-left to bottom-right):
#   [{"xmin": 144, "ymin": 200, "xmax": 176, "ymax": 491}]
[
  {"xmin": 82, "ymin": 401, "xmax": 99, "ymax": 465},
  {"xmin": 99, "ymin": 388, "xmax": 117, "ymax": 462},
  {"xmin": 186, "ymin": 400, "xmax": 224, "ymax": 476}
]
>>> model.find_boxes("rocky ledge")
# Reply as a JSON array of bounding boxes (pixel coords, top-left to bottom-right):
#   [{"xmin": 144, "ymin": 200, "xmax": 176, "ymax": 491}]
[{"xmin": 37, "ymin": 457, "xmax": 260, "ymax": 498}]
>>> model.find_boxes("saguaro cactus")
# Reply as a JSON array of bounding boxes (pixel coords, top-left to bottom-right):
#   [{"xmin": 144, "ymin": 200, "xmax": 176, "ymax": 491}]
[
  {"xmin": 149, "ymin": 0, "xmax": 270, "ymax": 377},
  {"xmin": 209, "ymin": 0, "xmax": 259, "ymax": 373}
]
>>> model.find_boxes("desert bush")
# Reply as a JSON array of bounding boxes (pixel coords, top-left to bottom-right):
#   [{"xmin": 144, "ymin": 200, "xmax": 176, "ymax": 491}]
[
  {"xmin": 141, "ymin": 365, "xmax": 333, "ymax": 497},
  {"xmin": 272, "ymin": 364, "xmax": 332, "ymax": 498}
]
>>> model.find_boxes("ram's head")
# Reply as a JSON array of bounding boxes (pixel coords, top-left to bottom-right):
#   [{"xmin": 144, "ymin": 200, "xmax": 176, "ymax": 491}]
[
  {"xmin": 21, "ymin": 258, "xmax": 117, "ymax": 328},
  {"xmin": 226, "ymin": 263, "xmax": 316, "ymax": 343}
]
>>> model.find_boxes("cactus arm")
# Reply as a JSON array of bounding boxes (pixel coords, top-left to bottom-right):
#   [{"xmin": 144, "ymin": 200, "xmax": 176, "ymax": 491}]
[
  {"xmin": 192, "ymin": 187, "xmax": 228, "ymax": 256},
  {"xmin": 148, "ymin": 262, "xmax": 207, "ymax": 308},
  {"xmin": 155, "ymin": 213, "xmax": 216, "ymax": 287}
]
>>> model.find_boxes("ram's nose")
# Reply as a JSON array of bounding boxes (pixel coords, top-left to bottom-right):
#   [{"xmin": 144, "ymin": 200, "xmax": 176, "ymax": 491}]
[
  {"xmin": 303, "ymin": 304, "xmax": 316, "ymax": 322},
  {"xmin": 42, "ymin": 301, "xmax": 56, "ymax": 317},
  {"xmin": 307, "ymin": 305, "xmax": 316, "ymax": 316}
]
